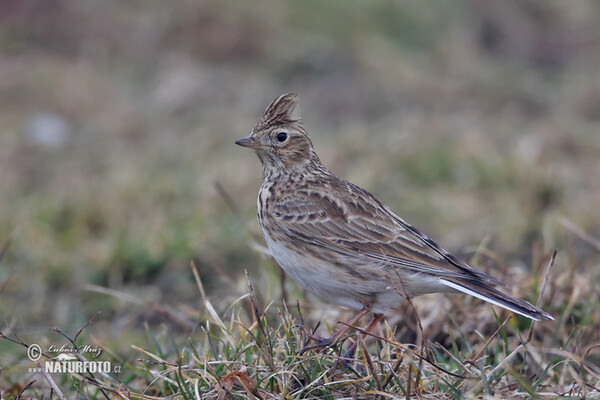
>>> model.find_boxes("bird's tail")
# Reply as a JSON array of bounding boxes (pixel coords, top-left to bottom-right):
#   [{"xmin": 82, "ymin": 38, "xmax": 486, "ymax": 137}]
[{"xmin": 440, "ymin": 279, "xmax": 553, "ymax": 321}]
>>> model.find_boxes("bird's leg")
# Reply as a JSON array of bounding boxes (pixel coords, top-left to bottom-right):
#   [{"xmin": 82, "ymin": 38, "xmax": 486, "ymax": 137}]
[
  {"xmin": 339, "ymin": 313, "xmax": 384, "ymax": 375},
  {"xmin": 341, "ymin": 313, "xmax": 384, "ymax": 360},
  {"xmin": 299, "ymin": 307, "xmax": 370, "ymax": 355}
]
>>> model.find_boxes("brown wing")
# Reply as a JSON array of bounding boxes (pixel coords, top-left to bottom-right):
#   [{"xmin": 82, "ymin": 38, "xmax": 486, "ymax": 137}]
[{"xmin": 269, "ymin": 177, "xmax": 503, "ymax": 286}]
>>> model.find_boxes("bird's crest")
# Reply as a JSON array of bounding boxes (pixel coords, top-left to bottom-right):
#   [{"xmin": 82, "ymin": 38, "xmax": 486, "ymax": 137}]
[{"xmin": 254, "ymin": 93, "xmax": 301, "ymax": 132}]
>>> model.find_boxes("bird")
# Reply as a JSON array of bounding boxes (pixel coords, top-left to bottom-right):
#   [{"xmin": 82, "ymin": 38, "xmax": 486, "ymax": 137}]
[{"xmin": 235, "ymin": 93, "xmax": 553, "ymax": 354}]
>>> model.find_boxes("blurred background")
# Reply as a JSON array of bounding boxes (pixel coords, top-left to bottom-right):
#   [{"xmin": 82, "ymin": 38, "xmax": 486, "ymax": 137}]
[{"xmin": 1, "ymin": 0, "xmax": 599, "ymax": 354}]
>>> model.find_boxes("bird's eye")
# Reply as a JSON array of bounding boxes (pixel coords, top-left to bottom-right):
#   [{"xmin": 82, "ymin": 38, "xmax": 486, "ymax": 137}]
[{"xmin": 276, "ymin": 132, "xmax": 288, "ymax": 143}]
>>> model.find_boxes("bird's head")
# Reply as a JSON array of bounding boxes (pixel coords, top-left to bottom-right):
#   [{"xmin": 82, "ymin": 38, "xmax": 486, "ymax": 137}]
[{"xmin": 236, "ymin": 93, "xmax": 320, "ymax": 174}]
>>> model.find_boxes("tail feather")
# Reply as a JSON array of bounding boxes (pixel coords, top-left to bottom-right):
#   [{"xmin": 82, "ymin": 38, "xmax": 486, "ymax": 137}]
[{"xmin": 440, "ymin": 279, "xmax": 554, "ymax": 321}]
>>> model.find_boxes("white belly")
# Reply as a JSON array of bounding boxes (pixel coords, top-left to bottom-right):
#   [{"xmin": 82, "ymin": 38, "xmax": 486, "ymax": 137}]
[
  {"xmin": 259, "ymin": 212, "xmax": 452, "ymax": 314},
  {"xmin": 261, "ymin": 229, "xmax": 369, "ymax": 310}
]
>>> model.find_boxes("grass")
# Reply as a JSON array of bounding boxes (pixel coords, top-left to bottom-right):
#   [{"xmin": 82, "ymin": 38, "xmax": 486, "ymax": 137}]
[{"xmin": 2, "ymin": 241, "xmax": 599, "ymax": 398}]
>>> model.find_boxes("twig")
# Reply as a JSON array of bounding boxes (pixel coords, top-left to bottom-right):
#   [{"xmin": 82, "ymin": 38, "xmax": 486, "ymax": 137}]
[
  {"xmin": 214, "ymin": 181, "xmax": 263, "ymax": 243},
  {"xmin": 538, "ymin": 250, "xmax": 556, "ymax": 308},
  {"xmin": 150, "ymin": 302, "xmax": 196, "ymax": 330},
  {"xmin": 405, "ymin": 354, "xmax": 412, "ymax": 400},
  {"xmin": 0, "ymin": 325, "xmax": 53, "ymax": 361},
  {"xmin": 468, "ymin": 316, "xmax": 512, "ymax": 364},
  {"xmin": 214, "ymin": 181, "xmax": 242, "ymax": 218},
  {"xmin": 472, "ymin": 359, "xmax": 491, "ymax": 395},
  {"xmin": 386, "ymin": 271, "xmax": 429, "ymax": 356},
  {"xmin": 359, "ymin": 334, "xmax": 383, "ymax": 392},
  {"xmin": 38, "ymin": 362, "xmax": 68, "ymax": 400},
  {"xmin": 414, "ymin": 345, "xmax": 424, "ymax": 399},
  {"xmin": 280, "ymin": 269, "xmax": 288, "ymax": 309},
  {"xmin": 337, "ymin": 320, "xmax": 471, "ymax": 379},
  {"xmin": 296, "ymin": 301, "xmax": 322, "ymax": 349},
  {"xmin": 432, "ymin": 342, "xmax": 470, "ymax": 375},
  {"xmin": 190, "ymin": 260, "xmax": 207, "ymax": 306},
  {"xmin": 205, "ymin": 257, "xmax": 240, "ymax": 293},
  {"xmin": 76, "ymin": 311, "xmax": 100, "ymax": 343},
  {"xmin": 15, "ymin": 379, "xmax": 35, "ymax": 399},
  {"xmin": 475, "ymin": 250, "xmax": 557, "ymax": 392},
  {"xmin": 215, "ymin": 180, "xmax": 289, "ymax": 306},
  {"xmin": 0, "ymin": 325, "xmax": 110, "ymax": 399},
  {"xmin": 245, "ymin": 269, "xmax": 276, "ymax": 372},
  {"xmin": 53, "ymin": 313, "xmax": 113, "ymax": 399},
  {"xmin": 485, "ymin": 345, "xmax": 525, "ymax": 383},
  {"xmin": 381, "ymin": 347, "xmax": 404, "ymax": 390},
  {"xmin": 527, "ymin": 250, "xmax": 556, "ymax": 343},
  {"xmin": 52, "ymin": 312, "xmax": 100, "ymax": 354},
  {"xmin": 84, "ymin": 284, "xmax": 143, "ymax": 304},
  {"xmin": 560, "ymin": 218, "xmax": 600, "ymax": 251}
]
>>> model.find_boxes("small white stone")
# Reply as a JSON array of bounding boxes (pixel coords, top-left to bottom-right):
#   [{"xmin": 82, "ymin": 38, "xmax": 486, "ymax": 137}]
[{"xmin": 26, "ymin": 112, "xmax": 71, "ymax": 149}]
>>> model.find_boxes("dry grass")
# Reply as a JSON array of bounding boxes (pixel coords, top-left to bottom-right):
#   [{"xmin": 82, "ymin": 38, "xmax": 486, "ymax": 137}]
[{"xmin": 2, "ymin": 242, "xmax": 599, "ymax": 398}]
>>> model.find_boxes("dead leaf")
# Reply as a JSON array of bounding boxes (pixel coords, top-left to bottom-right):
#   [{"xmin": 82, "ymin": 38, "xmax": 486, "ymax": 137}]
[{"xmin": 215, "ymin": 370, "xmax": 260, "ymax": 400}]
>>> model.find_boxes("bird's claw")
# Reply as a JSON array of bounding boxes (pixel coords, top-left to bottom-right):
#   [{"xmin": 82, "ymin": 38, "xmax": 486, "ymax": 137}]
[
  {"xmin": 299, "ymin": 336, "xmax": 335, "ymax": 355},
  {"xmin": 339, "ymin": 357, "xmax": 366, "ymax": 377},
  {"xmin": 338, "ymin": 346, "xmax": 366, "ymax": 377}
]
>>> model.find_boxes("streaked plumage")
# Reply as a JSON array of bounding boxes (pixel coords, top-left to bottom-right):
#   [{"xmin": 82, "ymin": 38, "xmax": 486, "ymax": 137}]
[{"xmin": 236, "ymin": 93, "xmax": 553, "ymax": 328}]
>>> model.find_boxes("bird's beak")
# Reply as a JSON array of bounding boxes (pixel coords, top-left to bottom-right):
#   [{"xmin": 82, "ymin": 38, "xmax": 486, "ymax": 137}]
[{"xmin": 235, "ymin": 135, "xmax": 262, "ymax": 149}]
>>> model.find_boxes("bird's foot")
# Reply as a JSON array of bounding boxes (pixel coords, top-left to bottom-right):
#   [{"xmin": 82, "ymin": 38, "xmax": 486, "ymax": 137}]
[
  {"xmin": 295, "ymin": 320, "xmax": 338, "ymax": 355},
  {"xmin": 322, "ymin": 345, "xmax": 365, "ymax": 378},
  {"xmin": 337, "ymin": 357, "xmax": 366, "ymax": 378},
  {"xmin": 297, "ymin": 324, "xmax": 367, "ymax": 377},
  {"xmin": 298, "ymin": 333, "xmax": 336, "ymax": 355},
  {"xmin": 338, "ymin": 343, "xmax": 366, "ymax": 376}
]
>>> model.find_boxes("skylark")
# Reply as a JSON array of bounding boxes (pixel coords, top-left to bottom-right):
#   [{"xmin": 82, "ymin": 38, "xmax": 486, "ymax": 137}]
[{"xmin": 236, "ymin": 93, "xmax": 553, "ymax": 351}]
